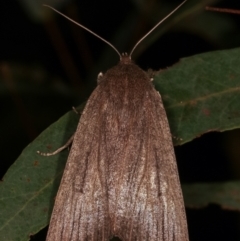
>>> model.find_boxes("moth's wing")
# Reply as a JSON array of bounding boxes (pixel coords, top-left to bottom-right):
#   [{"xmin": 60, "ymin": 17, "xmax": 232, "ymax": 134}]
[
  {"xmin": 46, "ymin": 63, "xmax": 189, "ymax": 241},
  {"xmin": 46, "ymin": 85, "xmax": 113, "ymax": 241},
  {"xmin": 96, "ymin": 62, "xmax": 189, "ymax": 241},
  {"xmin": 110, "ymin": 81, "xmax": 189, "ymax": 241}
]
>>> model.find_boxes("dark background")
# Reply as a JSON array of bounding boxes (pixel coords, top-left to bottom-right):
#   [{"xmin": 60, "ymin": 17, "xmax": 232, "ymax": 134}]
[{"xmin": 1, "ymin": 0, "xmax": 240, "ymax": 240}]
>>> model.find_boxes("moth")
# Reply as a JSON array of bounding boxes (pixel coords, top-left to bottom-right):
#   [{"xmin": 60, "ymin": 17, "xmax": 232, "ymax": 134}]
[{"xmin": 40, "ymin": 1, "xmax": 189, "ymax": 240}]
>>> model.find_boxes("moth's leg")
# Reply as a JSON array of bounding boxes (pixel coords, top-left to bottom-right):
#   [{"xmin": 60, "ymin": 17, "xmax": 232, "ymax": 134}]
[
  {"xmin": 72, "ymin": 106, "xmax": 79, "ymax": 115},
  {"xmin": 37, "ymin": 133, "xmax": 75, "ymax": 156},
  {"xmin": 172, "ymin": 134, "xmax": 183, "ymax": 142},
  {"xmin": 146, "ymin": 69, "xmax": 155, "ymax": 81},
  {"xmin": 72, "ymin": 105, "xmax": 85, "ymax": 115}
]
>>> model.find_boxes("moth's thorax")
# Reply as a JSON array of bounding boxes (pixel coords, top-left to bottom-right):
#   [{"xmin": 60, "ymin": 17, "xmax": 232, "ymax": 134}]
[{"xmin": 102, "ymin": 55, "xmax": 149, "ymax": 83}]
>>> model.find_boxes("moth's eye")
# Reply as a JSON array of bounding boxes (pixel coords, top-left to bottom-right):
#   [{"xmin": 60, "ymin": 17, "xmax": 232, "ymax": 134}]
[{"xmin": 97, "ymin": 72, "xmax": 104, "ymax": 84}]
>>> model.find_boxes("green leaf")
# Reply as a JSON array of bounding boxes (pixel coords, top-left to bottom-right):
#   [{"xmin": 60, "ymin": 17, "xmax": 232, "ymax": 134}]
[
  {"xmin": 1, "ymin": 48, "xmax": 240, "ymax": 240},
  {"xmin": 154, "ymin": 47, "xmax": 240, "ymax": 145},
  {"xmin": 183, "ymin": 181, "xmax": 240, "ymax": 211},
  {"xmin": 0, "ymin": 106, "xmax": 83, "ymax": 241}
]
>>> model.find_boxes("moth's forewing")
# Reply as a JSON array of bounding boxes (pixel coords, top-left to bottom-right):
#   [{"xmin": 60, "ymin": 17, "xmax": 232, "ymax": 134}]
[{"xmin": 46, "ymin": 58, "xmax": 189, "ymax": 241}]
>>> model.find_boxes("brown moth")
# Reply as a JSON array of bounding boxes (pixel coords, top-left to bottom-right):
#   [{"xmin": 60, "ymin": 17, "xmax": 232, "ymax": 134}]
[{"xmin": 40, "ymin": 1, "xmax": 189, "ymax": 240}]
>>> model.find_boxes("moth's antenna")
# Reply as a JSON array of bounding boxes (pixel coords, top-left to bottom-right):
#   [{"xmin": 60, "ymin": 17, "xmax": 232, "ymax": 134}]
[
  {"xmin": 129, "ymin": 0, "xmax": 187, "ymax": 57},
  {"xmin": 43, "ymin": 4, "xmax": 122, "ymax": 58}
]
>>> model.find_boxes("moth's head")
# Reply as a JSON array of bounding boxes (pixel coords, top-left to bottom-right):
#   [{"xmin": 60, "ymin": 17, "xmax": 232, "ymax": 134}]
[{"xmin": 120, "ymin": 53, "xmax": 132, "ymax": 64}]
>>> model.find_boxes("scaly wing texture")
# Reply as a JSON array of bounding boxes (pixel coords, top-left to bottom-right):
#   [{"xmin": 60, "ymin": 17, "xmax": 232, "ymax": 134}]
[{"xmin": 46, "ymin": 62, "xmax": 189, "ymax": 241}]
